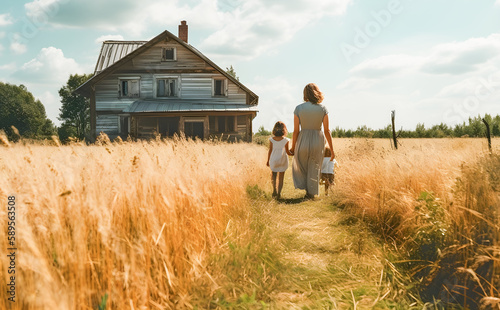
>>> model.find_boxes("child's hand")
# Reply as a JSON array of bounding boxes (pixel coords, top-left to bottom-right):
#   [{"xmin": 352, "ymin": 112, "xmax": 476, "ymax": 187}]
[
  {"xmin": 330, "ymin": 152, "xmax": 335, "ymax": 161},
  {"xmin": 266, "ymin": 161, "xmax": 270, "ymax": 167}
]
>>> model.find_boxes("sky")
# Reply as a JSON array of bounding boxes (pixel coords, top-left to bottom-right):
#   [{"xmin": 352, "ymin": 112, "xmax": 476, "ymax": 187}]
[{"xmin": 1, "ymin": 0, "xmax": 500, "ymax": 132}]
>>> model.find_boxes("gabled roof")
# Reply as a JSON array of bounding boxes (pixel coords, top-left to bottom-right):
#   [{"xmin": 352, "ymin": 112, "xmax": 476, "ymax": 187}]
[{"xmin": 75, "ymin": 30, "xmax": 258, "ymax": 105}]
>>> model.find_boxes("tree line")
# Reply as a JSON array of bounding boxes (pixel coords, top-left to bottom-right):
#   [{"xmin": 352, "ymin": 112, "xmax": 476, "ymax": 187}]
[
  {"xmin": 0, "ymin": 74, "xmax": 92, "ymax": 142},
  {"xmin": 1, "ymin": 73, "xmax": 498, "ymax": 142},
  {"xmin": 255, "ymin": 115, "xmax": 500, "ymax": 139},
  {"xmin": 331, "ymin": 116, "xmax": 500, "ymax": 138}
]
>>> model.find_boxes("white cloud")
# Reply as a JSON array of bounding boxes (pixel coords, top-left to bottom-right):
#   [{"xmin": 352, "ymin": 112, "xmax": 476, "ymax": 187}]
[
  {"xmin": 247, "ymin": 76, "xmax": 298, "ymax": 130},
  {"xmin": 421, "ymin": 34, "xmax": 500, "ymax": 75},
  {"xmin": 0, "ymin": 14, "xmax": 13, "ymax": 26},
  {"xmin": 10, "ymin": 42, "xmax": 27, "ymax": 54},
  {"xmin": 349, "ymin": 54, "xmax": 423, "ymax": 79},
  {"xmin": 95, "ymin": 34, "xmax": 124, "ymax": 43},
  {"xmin": 25, "ymin": 0, "xmax": 352, "ymax": 59},
  {"xmin": 436, "ymin": 78, "xmax": 483, "ymax": 98},
  {"xmin": 0, "ymin": 63, "xmax": 16, "ymax": 71},
  {"xmin": 339, "ymin": 32, "xmax": 500, "ymax": 93},
  {"xmin": 0, "ymin": 32, "xmax": 5, "ymax": 39},
  {"xmin": 436, "ymin": 70, "xmax": 500, "ymax": 98},
  {"xmin": 199, "ymin": 0, "xmax": 351, "ymax": 60},
  {"xmin": 14, "ymin": 47, "xmax": 84, "ymax": 84},
  {"xmin": 336, "ymin": 77, "xmax": 377, "ymax": 90},
  {"xmin": 24, "ymin": 0, "xmax": 218, "ymax": 35},
  {"xmin": 9, "ymin": 33, "xmax": 28, "ymax": 54},
  {"xmin": 335, "ymin": 32, "xmax": 500, "ymax": 129},
  {"xmin": 36, "ymin": 90, "xmax": 60, "ymax": 122},
  {"xmin": 496, "ymin": 0, "xmax": 500, "ymax": 6}
]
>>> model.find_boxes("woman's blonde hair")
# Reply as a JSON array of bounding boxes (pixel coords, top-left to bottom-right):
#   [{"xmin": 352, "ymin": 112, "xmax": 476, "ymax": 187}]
[
  {"xmin": 272, "ymin": 121, "xmax": 288, "ymax": 137},
  {"xmin": 303, "ymin": 83, "xmax": 324, "ymax": 104}
]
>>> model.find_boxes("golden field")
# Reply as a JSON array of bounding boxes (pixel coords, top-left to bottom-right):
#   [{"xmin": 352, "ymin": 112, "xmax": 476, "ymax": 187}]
[
  {"xmin": 331, "ymin": 138, "xmax": 500, "ymax": 308},
  {"xmin": 0, "ymin": 137, "xmax": 498, "ymax": 309},
  {"xmin": 0, "ymin": 138, "xmax": 269, "ymax": 309}
]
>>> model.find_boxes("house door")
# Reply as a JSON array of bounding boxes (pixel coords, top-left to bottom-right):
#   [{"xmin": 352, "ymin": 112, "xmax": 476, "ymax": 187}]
[
  {"xmin": 159, "ymin": 117, "xmax": 179, "ymax": 137},
  {"xmin": 184, "ymin": 121, "xmax": 204, "ymax": 139}
]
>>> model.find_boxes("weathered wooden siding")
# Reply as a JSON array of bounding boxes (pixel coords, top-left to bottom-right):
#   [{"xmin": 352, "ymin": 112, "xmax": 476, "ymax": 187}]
[
  {"xmin": 95, "ymin": 74, "xmax": 246, "ymax": 111},
  {"xmin": 96, "ymin": 115, "xmax": 119, "ymax": 135},
  {"xmin": 131, "ymin": 40, "xmax": 207, "ymax": 69},
  {"xmin": 94, "ymin": 39, "xmax": 247, "ymax": 112},
  {"xmin": 91, "ymin": 36, "xmax": 255, "ymax": 141}
]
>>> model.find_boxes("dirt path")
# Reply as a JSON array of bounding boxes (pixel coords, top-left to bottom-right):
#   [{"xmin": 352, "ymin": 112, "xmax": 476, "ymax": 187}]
[{"xmin": 256, "ymin": 169, "xmax": 393, "ymax": 309}]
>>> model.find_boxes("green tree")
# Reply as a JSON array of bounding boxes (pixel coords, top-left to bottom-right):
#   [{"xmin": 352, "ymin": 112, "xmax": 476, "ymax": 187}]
[
  {"xmin": 255, "ymin": 125, "xmax": 271, "ymax": 136},
  {"xmin": 0, "ymin": 82, "xmax": 56, "ymax": 140},
  {"xmin": 453, "ymin": 122, "xmax": 467, "ymax": 137},
  {"xmin": 468, "ymin": 116, "xmax": 485, "ymax": 137},
  {"xmin": 225, "ymin": 65, "xmax": 239, "ymax": 81},
  {"xmin": 373, "ymin": 124, "xmax": 392, "ymax": 138},
  {"xmin": 354, "ymin": 125, "xmax": 373, "ymax": 138},
  {"xmin": 415, "ymin": 123, "xmax": 426, "ymax": 138},
  {"xmin": 58, "ymin": 73, "xmax": 93, "ymax": 140},
  {"xmin": 492, "ymin": 115, "xmax": 500, "ymax": 137}
]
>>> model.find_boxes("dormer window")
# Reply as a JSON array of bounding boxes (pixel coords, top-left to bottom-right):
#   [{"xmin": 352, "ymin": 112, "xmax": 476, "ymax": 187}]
[
  {"xmin": 162, "ymin": 47, "xmax": 176, "ymax": 61},
  {"xmin": 213, "ymin": 78, "xmax": 227, "ymax": 97}
]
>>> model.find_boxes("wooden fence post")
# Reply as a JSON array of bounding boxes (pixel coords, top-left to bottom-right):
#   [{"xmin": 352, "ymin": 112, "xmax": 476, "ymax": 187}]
[
  {"xmin": 391, "ymin": 110, "xmax": 398, "ymax": 150},
  {"xmin": 482, "ymin": 118, "xmax": 492, "ymax": 153}
]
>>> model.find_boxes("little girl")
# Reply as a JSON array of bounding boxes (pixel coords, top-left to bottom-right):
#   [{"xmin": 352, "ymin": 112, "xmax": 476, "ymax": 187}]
[
  {"xmin": 266, "ymin": 121, "xmax": 292, "ymax": 199},
  {"xmin": 321, "ymin": 146, "xmax": 337, "ymax": 195}
]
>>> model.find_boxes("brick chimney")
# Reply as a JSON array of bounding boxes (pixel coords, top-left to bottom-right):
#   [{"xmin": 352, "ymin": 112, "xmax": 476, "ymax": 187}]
[{"xmin": 178, "ymin": 20, "xmax": 188, "ymax": 43}]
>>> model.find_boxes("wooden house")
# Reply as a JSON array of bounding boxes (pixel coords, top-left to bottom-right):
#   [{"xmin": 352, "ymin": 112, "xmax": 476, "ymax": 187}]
[{"xmin": 75, "ymin": 21, "xmax": 258, "ymax": 141}]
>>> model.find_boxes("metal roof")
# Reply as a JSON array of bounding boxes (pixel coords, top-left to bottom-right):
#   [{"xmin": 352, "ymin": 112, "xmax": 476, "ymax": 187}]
[
  {"xmin": 123, "ymin": 100, "xmax": 259, "ymax": 113},
  {"xmin": 94, "ymin": 41, "xmax": 147, "ymax": 73}
]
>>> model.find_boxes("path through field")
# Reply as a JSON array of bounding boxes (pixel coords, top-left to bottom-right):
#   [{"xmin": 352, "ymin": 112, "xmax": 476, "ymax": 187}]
[{"xmin": 249, "ymin": 168, "xmax": 398, "ymax": 309}]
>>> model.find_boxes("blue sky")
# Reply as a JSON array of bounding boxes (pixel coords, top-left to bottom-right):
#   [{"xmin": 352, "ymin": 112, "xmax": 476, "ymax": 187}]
[{"xmin": 1, "ymin": 0, "xmax": 500, "ymax": 131}]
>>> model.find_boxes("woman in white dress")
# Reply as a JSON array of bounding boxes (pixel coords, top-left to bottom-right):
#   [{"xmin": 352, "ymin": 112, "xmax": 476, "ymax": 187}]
[{"xmin": 266, "ymin": 121, "xmax": 293, "ymax": 199}]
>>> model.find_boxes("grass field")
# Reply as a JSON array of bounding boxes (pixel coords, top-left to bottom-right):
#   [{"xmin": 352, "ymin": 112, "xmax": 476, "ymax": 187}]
[
  {"xmin": 0, "ymin": 137, "xmax": 498, "ymax": 309},
  {"xmin": 330, "ymin": 138, "xmax": 500, "ymax": 309},
  {"xmin": 0, "ymin": 138, "xmax": 268, "ymax": 309}
]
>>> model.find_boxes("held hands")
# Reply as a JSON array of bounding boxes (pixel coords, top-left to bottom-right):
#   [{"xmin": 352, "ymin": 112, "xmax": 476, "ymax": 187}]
[{"xmin": 330, "ymin": 152, "xmax": 335, "ymax": 161}]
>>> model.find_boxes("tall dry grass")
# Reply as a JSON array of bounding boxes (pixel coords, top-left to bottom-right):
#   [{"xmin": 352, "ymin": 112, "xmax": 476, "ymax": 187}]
[
  {"xmin": 0, "ymin": 137, "xmax": 268, "ymax": 309},
  {"xmin": 331, "ymin": 138, "xmax": 500, "ymax": 308}
]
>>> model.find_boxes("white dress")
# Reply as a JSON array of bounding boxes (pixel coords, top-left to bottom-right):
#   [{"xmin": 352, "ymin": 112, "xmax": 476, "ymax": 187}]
[
  {"xmin": 269, "ymin": 137, "xmax": 290, "ymax": 172},
  {"xmin": 321, "ymin": 158, "xmax": 337, "ymax": 174}
]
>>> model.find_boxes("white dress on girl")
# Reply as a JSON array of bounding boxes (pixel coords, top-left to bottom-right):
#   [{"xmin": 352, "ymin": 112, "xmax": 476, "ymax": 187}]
[{"xmin": 269, "ymin": 137, "xmax": 290, "ymax": 172}]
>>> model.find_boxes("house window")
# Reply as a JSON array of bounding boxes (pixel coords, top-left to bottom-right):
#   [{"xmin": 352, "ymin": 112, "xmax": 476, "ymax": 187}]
[
  {"xmin": 119, "ymin": 79, "xmax": 140, "ymax": 98},
  {"xmin": 213, "ymin": 78, "xmax": 227, "ymax": 96},
  {"xmin": 157, "ymin": 78, "xmax": 178, "ymax": 97},
  {"xmin": 162, "ymin": 48, "xmax": 176, "ymax": 61},
  {"xmin": 216, "ymin": 116, "xmax": 235, "ymax": 132}
]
